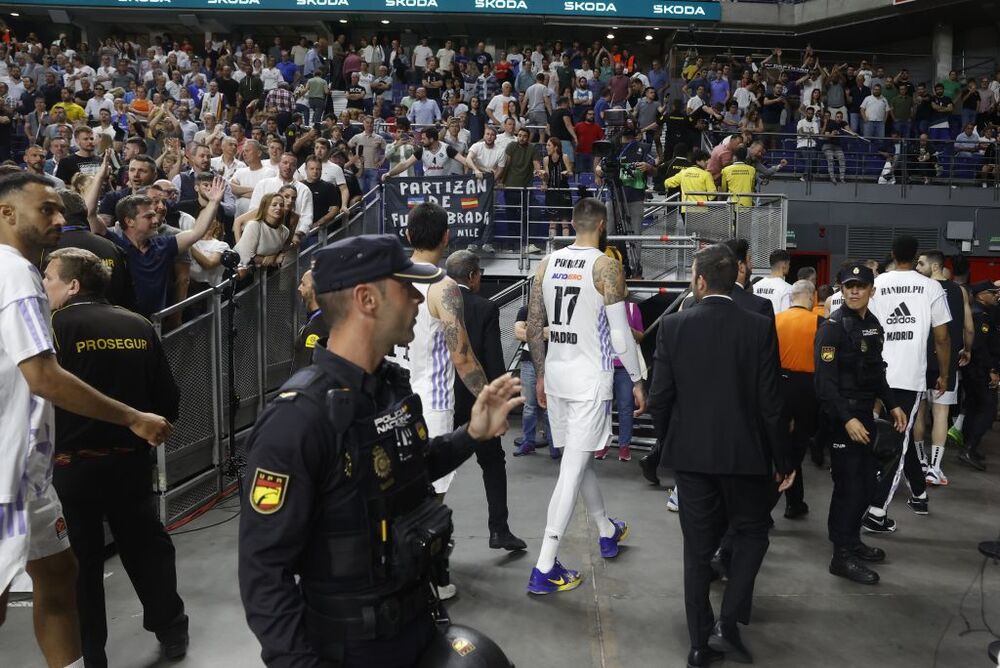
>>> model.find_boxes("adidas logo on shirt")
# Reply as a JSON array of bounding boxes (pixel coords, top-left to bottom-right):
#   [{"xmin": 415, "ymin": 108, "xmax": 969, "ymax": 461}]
[{"xmin": 885, "ymin": 302, "xmax": 917, "ymax": 325}]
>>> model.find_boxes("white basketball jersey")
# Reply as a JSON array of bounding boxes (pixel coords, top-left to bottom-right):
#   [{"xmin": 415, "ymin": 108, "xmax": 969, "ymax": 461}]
[
  {"xmin": 404, "ymin": 278, "xmax": 455, "ymax": 412},
  {"xmin": 542, "ymin": 245, "xmax": 613, "ymax": 401},
  {"xmin": 753, "ymin": 276, "xmax": 791, "ymax": 313}
]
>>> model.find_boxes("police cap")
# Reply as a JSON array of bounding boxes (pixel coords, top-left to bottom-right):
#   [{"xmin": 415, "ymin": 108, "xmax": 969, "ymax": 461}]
[
  {"xmin": 838, "ymin": 262, "xmax": 874, "ymax": 286},
  {"xmin": 312, "ymin": 234, "xmax": 443, "ymax": 293},
  {"xmin": 968, "ymin": 280, "xmax": 1000, "ymax": 295}
]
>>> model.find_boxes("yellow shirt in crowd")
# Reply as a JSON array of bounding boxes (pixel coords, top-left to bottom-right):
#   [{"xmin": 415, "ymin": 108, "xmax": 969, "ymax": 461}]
[{"xmin": 720, "ymin": 161, "xmax": 757, "ymax": 207}]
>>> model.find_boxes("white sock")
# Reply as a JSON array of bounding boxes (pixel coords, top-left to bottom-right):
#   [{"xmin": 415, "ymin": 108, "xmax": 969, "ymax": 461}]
[
  {"xmin": 579, "ymin": 465, "xmax": 614, "ymax": 538},
  {"xmin": 64, "ymin": 659, "xmax": 84, "ymax": 668},
  {"xmin": 954, "ymin": 414, "xmax": 965, "ymax": 431},
  {"xmin": 930, "ymin": 444, "xmax": 944, "ymax": 471},
  {"xmin": 914, "ymin": 440, "xmax": 926, "ymax": 466},
  {"xmin": 868, "ymin": 506, "xmax": 886, "ymax": 518},
  {"xmin": 915, "ymin": 491, "xmax": 928, "ymax": 500}
]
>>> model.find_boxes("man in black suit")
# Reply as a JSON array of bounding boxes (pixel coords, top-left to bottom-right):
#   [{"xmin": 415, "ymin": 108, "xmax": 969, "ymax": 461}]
[
  {"xmin": 678, "ymin": 238, "xmax": 774, "ymax": 321},
  {"xmin": 648, "ymin": 244, "xmax": 795, "ymax": 668},
  {"xmin": 446, "ymin": 250, "xmax": 526, "ymax": 551}
]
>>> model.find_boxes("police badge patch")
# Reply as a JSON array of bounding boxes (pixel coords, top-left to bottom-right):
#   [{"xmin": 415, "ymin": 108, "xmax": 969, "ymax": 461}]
[
  {"xmin": 860, "ymin": 340, "xmax": 868, "ymax": 353},
  {"xmin": 250, "ymin": 468, "xmax": 289, "ymax": 514},
  {"xmin": 373, "ymin": 445, "xmax": 392, "ymax": 479},
  {"xmin": 983, "ymin": 323, "xmax": 990, "ymax": 334},
  {"xmin": 821, "ymin": 346, "xmax": 836, "ymax": 362}
]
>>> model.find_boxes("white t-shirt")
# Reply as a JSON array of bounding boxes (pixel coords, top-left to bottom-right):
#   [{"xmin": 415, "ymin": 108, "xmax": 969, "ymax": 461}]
[
  {"xmin": 249, "ymin": 178, "xmax": 314, "ymax": 235},
  {"xmin": 190, "ymin": 239, "xmax": 231, "ymax": 285},
  {"xmin": 753, "ymin": 277, "xmax": 792, "ymax": 314},
  {"xmin": 860, "ymin": 95, "xmax": 890, "ymax": 122},
  {"xmin": 797, "ymin": 119, "xmax": 820, "ymax": 148},
  {"xmin": 869, "ymin": 269, "xmax": 952, "ymax": 391},
  {"xmin": 232, "ymin": 165, "xmax": 276, "ymax": 192},
  {"xmin": 211, "ymin": 156, "xmax": 247, "ymax": 181},
  {"xmin": 733, "ymin": 86, "xmax": 758, "ymax": 111},
  {"xmin": 295, "ymin": 161, "xmax": 346, "ymax": 187},
  {"xmin": 467, "ymin": 140, "xmax": 507, "ymax": 171},
  {"xmin": 436, "ymin": 48, "xmax": 455, "ymax": 72},
  {"xmin": 413, "ymin": 45, "xmax": 433, "ymax": 69},
  {"xmin": 486, "ymin": 94, "xmax": 517, "ymax": 124},
  {"xmin": 0, "ymin": 245, "xmax": 55, "ymax": 502}
]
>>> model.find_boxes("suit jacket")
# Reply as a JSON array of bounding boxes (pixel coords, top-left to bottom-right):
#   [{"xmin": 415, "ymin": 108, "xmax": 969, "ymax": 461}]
[
  {"xmin": 679, "ymin": 284, "xmax": 774, "ymax": 321},
  {"xmin": 454, "ymin": 286, "xmax": 506, "ymax": 422},
  {"xmin": 648, "ymin": 296, "xmax": 790, "ymax": 476}
]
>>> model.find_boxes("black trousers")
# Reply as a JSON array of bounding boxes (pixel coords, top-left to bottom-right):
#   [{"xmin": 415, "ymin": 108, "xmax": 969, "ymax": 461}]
[
  {"xmin": 675, "ymin": 471, "xmax": 773, "ymax": 648},
  {"xmin": 778, "ymin": 371, "xmax": 817, "ymax": 508},
  {"xmin": 962, "ymin": 374, "xmax": 997, "ymax": 455},
  {"xmin": 52, "ymin": 451, "xmax": 187, "ymax": 668},
  {"xmin": 824, "ymin": 411, "xmax": 877, "ymax": 550},
  {"xmin": 455, "ymin": 394, "xmax": 510, "ymax": 534},
  {"xmin": 871, "ymin": 388, "xmax": 924, "ymax": 512}
]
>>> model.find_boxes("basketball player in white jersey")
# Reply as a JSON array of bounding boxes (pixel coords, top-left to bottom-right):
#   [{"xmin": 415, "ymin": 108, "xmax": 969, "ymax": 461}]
[
  {"xmin": 394, "ymin": 203, "xmax": 487, "ymax": 598},
  {"xmin": 752, "ymin": 249, "xmax": 793, "ymax": 314},
  {"xmin": 525, "ymin": 197, "xmax": 646, "ymax": 594}
]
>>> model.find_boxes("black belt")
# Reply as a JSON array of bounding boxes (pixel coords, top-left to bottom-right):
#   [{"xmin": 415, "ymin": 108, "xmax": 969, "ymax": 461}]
[{"xmin": 302, "ymin": 581, "xmax": 432, "ymax": 641}]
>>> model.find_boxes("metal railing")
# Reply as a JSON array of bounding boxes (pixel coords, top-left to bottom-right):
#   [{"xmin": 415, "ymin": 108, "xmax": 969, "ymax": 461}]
[
  {"xmin": 147, "ymin": 198, "xmax": 368, "ymax": 525},
  {"xmin": 704, "ymin": 131, "xmax": 1000, "ymax": 193}
]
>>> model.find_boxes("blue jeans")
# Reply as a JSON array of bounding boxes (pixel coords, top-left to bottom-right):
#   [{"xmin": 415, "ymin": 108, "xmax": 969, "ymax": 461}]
[
  {"xmin": 849, "ymin": 112, "xmax": 861, "ymax": 134},
  {"xmin": 893, "ymin": 120, "xmax": 911, "ymax": 139},
  {"xmin": 961, "ymin": 108, "xmax": 978, "ymax": 129},
  {"xmin": 560, "ymin": 139, "xmax": 575, "ymax": 162},
  {"xmin": 613, "ymin": 367, "xmax": 635, "ymax": 446},
  {"xmin": 362, "ymin": 168, "xmax": 380, "ymax": 197},
  {"xmin": 863, "ymin": 120, "xmax": 885, "ymax": 138},
  {"xmin": 519, "ymin": 359, "xmax": 549, "ymax": 446}
]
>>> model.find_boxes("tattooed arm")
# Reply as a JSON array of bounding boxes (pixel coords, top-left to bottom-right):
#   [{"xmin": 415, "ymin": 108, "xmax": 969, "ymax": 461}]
[
  {"xmin": 527, "ymin": 258, "xmax": 549, "ymax": 408},
  {"xmin": 432, "ymin": 276, "xmax": 488, "ymax": 396}
]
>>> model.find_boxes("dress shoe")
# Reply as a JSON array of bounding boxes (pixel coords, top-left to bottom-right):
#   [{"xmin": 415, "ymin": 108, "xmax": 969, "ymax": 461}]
[
  {"xmin": 639, "ymin": 451, "xmax": 660, "ymax": 485},
  {"xmin": 990, "ymin": 639, "xmax": 1000, "ymax": 663},
  {"xmin": 686, "ymin": 646, "xmax": 724, "ymax": 668},
  {"xmin": 158, "ymin": 629, "xmax": 189, "ymax": 660},
  {"xmin": 708, "ymin": 621, "xmax": 752, "ymax": 663},
  {"xmin": 709, "ymin": 547, "xmax": 730, "ymax": 582},
  {"xmin": 489, "ymin": 530, "xmax": 527, "ymax": 551},
  {"xmin": 957, "ymin": 449, "xmax": 987, "ymax": 471},
  {"xmin": 852, "ymin": 543, "xmax": 886, "ymax": 563},
  {"xmin": 979, "ymin": 541, "xmax": 1000, "ymax": 560},
  {"xmin": 784, "ymin": 502, "xmax": 809, "ymax": 519},
  {"xmin": 830, "ymin": 549, "xmax": 879, "ymax": 584}
]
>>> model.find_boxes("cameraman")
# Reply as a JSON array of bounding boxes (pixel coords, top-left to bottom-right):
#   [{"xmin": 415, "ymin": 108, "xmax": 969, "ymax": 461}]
[{"xmin": 594, "ymin": 125, "xmax": 654, "ymax": 237}]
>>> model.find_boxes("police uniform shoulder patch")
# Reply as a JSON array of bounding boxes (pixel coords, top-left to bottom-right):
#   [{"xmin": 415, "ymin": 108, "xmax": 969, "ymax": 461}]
[
  {"xmin": 250, "ymin": 468, "xmax": 290, "ymax": 514},
  {"xmin": 982, "ymin": 323, "xmax": 990, "ymax": 334},
  {"xmin": 821, "ymin": 346, "xmax": 836, "ymax": 362},
  {"xmin": 305, "ymin": 333, "xmax": 320, "ymax": 349}
]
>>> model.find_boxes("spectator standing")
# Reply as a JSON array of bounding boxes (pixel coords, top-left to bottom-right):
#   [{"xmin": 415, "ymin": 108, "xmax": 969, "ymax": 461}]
[
  {"xmin": 522, "ymin": 73, "xmax": 552, "ymax": 143},
  {"xmin": 928, "ymin": 83, "xmax": 954, "ymax": 142},
  {"xmin": 594, "ymin": 297, "xmax": 644, "ymax": 462},
  {"xmin": 846, "ymin": 74, "xmax": 870, "ymax": 134},
  {"xmin": 406, "ymin": 87, "xmax": 441, "ymax": 130},
  {"xmin": 548, "ymin": 96, "xmax": 577, "ymax": 163},
  {"xmin": 860, "ymin": 84, "xmax": 890, "ymax": 138},
  {"xmin": 486, "ymin": 81, "xmax": 517, "ymax": 128},
  {"xmin": 233, "ymin": 193, "xmax": 291, "ymax": 268},
  {"xmin": 497, "ymin": 128, "xmax": 540, "ymax": 251},
  {"xmin": 890, "ymin": 83, "xmax": 914, "ymax": 138},
  {"xmin": 634, "ymin": 87, "xmax": 661, "ymax": 149},
  {"xmin": 821, "ymin": 110, "xmax": 851, "ymax": 183},
  {"xmin": 574, "ymin": 108, "xmax": 603, "ymax": 174},
  {"xmin": 384, "ymin": 120, "xmax": 418, "ymax": 177},
  {"xmin": 248, "ymin": 153, "xmax": 314, "ymax": 242},
  {"xmin": 796, "ymin": 106, "xmax": 820, "ymax": 180},
  {"xmin": 347, "ymin": 115, "xmax": 386, "ymax": 195},
  {"xmin": 304, "ymin": 68, "xmax": 328, "ymax": 125},
  {"xmin": 55, "ymin": 126, "xmax": 101, "ymax": 184}
]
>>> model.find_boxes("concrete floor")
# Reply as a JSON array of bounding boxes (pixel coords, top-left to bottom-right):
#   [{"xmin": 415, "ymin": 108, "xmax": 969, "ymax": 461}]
[{"xmin": 4, "ymin": 423, "xmax": 1000, "ymax": 668}]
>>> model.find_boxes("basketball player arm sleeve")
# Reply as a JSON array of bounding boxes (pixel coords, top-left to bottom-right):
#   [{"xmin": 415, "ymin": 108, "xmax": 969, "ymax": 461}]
[{"xmin": 606, "ymin": 301, "xmax": 643, "ymax": 383}]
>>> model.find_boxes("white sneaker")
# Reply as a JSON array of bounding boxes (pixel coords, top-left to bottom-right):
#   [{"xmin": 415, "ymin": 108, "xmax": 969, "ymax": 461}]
[
  {"xmin": 926, "ymin": 468, "xmax": 949, "ymax": 486},
  {"xmin": 436, "ymin": 584, "xmax": 457, "ymax": 600},
  {"xmin": 525, "ymin": 244, "xmax": 544, "ymax": 254},
  {"xmin": 666, "ymin": 488, "xmax": 679, "ymax": 513}
]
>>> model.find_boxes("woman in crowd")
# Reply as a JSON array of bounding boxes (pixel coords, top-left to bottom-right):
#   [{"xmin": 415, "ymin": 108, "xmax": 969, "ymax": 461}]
[
  {"xmin": 538, "ymin": 137, "xmax": 574, "ymax": 239},
  {"xmin": 233, "ymin": 192, "xmax": 292, "ymax": 269},
  {"xmin": 741, "ymin": 107, "xmax": 764, "ymax": 135},
  {"xmin": 465, "ymin": 95, "xmax": 488, "ymax": 145},
  {"xmin": 721, "ymin": 100, "xmax": 743, "ymax": 133}
]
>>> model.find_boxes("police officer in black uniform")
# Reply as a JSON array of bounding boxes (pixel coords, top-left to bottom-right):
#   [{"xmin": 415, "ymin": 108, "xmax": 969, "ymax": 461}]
[
  {"xmin": 43, "ymin": 247, "xmax": 187, "ymax": 667},
  {"xmin": 49, "ymin": 189, "xmax": 137, "ymax": 310},
  {"xmin": 293, "ymin": 269, "xmax": 328, "ymax": 371},
  {"xmin": 814, "ymin": 262, "xmax": 907, "ymax": 585},
  {"xmin": 957, "ymin": 281, "xmax": 1000, "ymax": 470},
  {"xmin": 238, "ymin": 234, "xmax": 523, "ymax": 668}
]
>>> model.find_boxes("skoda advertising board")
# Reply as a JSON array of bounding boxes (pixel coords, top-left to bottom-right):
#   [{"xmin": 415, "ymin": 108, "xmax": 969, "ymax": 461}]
[{"xmin": 9, "ymin": 0, "xmax": 722, "ymax": 20}]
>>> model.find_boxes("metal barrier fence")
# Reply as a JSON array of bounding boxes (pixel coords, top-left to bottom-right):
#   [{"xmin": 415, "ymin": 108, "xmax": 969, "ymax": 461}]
[{"xmin": 148, "ymin": 206, "xmax": 366, "ymax": 525}]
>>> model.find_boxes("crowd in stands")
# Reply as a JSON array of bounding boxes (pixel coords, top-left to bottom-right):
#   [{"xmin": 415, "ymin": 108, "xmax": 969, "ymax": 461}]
[{"xmin": 0, "ymin": 29, "xmax": 997, "ymax": 324}]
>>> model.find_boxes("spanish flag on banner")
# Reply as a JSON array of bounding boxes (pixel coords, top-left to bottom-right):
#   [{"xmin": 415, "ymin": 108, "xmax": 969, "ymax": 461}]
[{"xmin": 460, "ymin": 197, "xmax": 479, "ymax": 209}]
